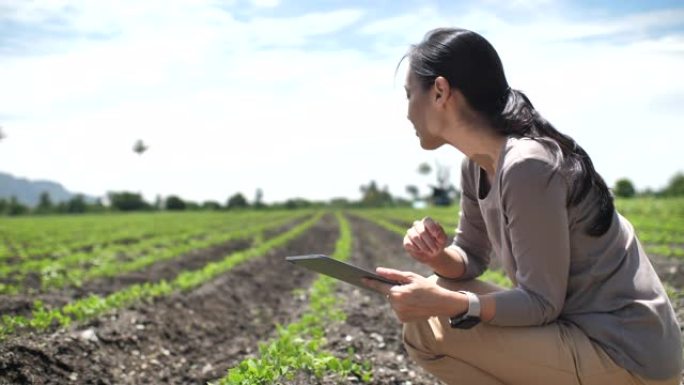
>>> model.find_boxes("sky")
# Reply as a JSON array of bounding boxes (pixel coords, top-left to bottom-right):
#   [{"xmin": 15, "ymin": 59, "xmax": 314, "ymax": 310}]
[{"xmin": 0, "ymin": 0, "xmax": 682, "ymax": 204}]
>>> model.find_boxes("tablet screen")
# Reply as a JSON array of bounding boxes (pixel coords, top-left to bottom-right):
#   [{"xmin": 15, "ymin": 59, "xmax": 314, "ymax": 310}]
[{"xmin": 285, "ymin": 254, "xmax": 401, "ymax": 290}]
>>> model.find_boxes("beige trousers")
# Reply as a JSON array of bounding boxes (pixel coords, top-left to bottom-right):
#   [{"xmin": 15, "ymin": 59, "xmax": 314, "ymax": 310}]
[{"xmin": 402, "ymin": 276, "xmax": 681, "ymax": 385}]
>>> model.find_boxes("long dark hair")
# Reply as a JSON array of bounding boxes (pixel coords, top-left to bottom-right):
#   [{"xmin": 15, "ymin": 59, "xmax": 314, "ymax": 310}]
[{"xmin": 406, "ymin": 28, "xmax": 614, "ymax": 237}]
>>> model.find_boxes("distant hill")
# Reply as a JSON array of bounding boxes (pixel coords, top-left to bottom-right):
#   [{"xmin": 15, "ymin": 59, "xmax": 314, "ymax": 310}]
[{"xmin": 0, "ymin": 171, "xmax": 98, "ymax": 207}]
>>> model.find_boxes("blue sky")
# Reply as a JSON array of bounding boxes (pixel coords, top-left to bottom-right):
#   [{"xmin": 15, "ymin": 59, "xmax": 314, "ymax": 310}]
[{"xmin": 0, "ymin": 0, "xmax": 682, "ymax": 203}]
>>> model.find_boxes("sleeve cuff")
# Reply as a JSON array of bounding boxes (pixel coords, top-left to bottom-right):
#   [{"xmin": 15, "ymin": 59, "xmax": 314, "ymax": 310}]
[{"xmin": 438, "ymin": 244, "xmax": 480, "ymax": 281}]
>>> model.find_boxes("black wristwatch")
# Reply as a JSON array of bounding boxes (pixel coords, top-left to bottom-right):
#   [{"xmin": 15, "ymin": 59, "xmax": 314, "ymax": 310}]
[{"xmin": 449, "ymin": 291, "xmax": 481, "ymax": 329}]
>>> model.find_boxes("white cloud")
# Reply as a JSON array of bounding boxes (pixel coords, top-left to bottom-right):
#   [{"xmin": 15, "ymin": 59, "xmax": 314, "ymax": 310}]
[
  {"xmin": 246, "ymin": 9, "xmax": 364, "ymax": 47},
  {"xmin": 0, "ymin": 1, "xmax": 682, "ymax": 204},
  {"xmin": 249, "ymin": 0, "xmax": 280, "ymax": 8}
]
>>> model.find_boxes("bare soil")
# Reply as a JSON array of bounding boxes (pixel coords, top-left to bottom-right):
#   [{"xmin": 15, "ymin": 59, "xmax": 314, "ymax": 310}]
[
  {"xmin": 0, "ymin": 215, "xmax": 338, "ymax": 385},
  {"xmin": 0, "ymin": 218, "xmax": 304, "ymax": 318},
  {"xmin": 284, "ymin": 215, "xmax": 441, "ymax": 385}
]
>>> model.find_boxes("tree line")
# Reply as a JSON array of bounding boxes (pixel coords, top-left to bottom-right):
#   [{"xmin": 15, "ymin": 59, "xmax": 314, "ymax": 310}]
[
  {"xmin": 0, "ymin": 190, "xmax": 265, "ymax": 216},
  {"xmin": 0, "ymin": 182, "xmax": 414, "ymax": 216},
  {"xmin": 613, "ymin": 172, "xmax": 684, "ymax": 198},
  {"xmin": 1, "ymin": 172, "xmax": 682, "ymax": 217}
]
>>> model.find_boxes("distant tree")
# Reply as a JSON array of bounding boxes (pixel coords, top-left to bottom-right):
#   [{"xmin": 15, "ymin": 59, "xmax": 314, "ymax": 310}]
[
  {"xmin": 406, "ymin": 185, "xmax": 420, "ymax": 201},
  {"xmin": 0, "ymin": 198, "xmax": 7, "ymax": 214},
  {"xmin": 165, "ymin": 195, "xmax": 186, "ymax": 210},
  {"xmin": 226, "ymin": 193, "xmax": 249, "ymax": 210},
  {"xmin": 614, "ymin": 178, "xmax": 636, "ymax": 198},
  {"xmin": 360, "ymin": 181, "xmax": 393, "ymax": 207},
  {"xmin": 7, "ymin": 196, "xmax": 28, "ymax": 216},
  {"xmin": 154, "ymin": 195, "xmax": 163, "ymax": 210},
  {"xmin": 54, "ymin": 201, "xmax": 68, "ymax": 214},
  {"xmin": 108, "ymin": 191, "xmax": 150, "ymax": 211},
  {"xmin": 639, "ymin": 187, "xmax": 656, "ymax": 197},
  {"xmin": 90, "ymin": 198, "xmax": 106, "ymax": 213},
  {"xmin": 283, "ymin": 198, "xmax": 313, "ymax": 210},
  {"xmin": 329, "ymin": 197, "xmax": 350, "ymax": 208},
  {"xmin": 36, "ymin": 191, "xmax": 54, "ymax": 214},
  {"xmin": 133, "ymin": 139, "xmax": 149, "ymax": 155},
  {"xmin": 66, "ymin": 194, "xmax": 87, "ymax": 213},
  {"xmin": 661, "ymin": 172, "xmax": 684, "ymax": 197},
  {"xmin": 254, "ymin": 188, "xmax": 266, "ymax": 209},
  {"xmin": 0, "ymin": 126, "xmax": 5, "ymax": 142},
  {"xmin": 202, "ymin": 200, "xmax": 222, "ymax": 210}
]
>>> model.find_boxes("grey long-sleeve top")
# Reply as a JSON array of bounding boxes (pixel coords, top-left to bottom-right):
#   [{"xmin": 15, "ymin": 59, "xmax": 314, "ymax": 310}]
[{"xmin": 452, "ymin": 135, "xmax": 682, "ymax": 380}]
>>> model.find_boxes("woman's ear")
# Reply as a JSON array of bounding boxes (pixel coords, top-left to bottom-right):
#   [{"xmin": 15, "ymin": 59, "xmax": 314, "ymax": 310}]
[{"xmin": 433, "ymin": 76, "xmax": 451, "ymax": 106}]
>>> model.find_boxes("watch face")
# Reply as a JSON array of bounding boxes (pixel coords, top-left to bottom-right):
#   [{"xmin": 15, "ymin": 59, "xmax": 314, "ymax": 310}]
[{"xmin": 450, "ymin": 315, "xmax": 481, "ymax": 329}]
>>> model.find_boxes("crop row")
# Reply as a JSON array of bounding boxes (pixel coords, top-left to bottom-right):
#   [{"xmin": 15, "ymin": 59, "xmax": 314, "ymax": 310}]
[
  {"xmin": 214, "ymin": 212, "xmax": 372, "ymax": 384},
  {"xmin": 0, "ymin": 210, "xmax": 305, "ymax": 261},
  {"xmin": 0, "ymin": 212, "xmax": 308, "ymax": 294},
  {"xmin": 0, "ymin": 212, "xmax": 225, "ymax": 260},
  {"xmin": 0, "ymin": 213, "xmax": 324, "ymax": 339},
  {"xmin": 616, "ymin": 197, "xmax": 684, "ymax": 217}
]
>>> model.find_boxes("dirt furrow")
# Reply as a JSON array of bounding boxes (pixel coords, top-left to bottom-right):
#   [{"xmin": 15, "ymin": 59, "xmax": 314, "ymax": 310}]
[
  {"xmin": 0, "ymin": 217, "xmax": 307, "ymax": 318},
  {"xmin": 288, "ymin": 214, "xmax": 440, "ymax": 385},
  {"xmin": 0, "ymin": 214, "xmax": 338, "ymax": 385}
]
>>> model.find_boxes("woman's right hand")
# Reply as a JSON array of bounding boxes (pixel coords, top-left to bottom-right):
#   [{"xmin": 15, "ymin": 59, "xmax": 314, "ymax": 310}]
[{"xmin": 403, "ymin": 217, "xmax": 449, "ymax": 265}]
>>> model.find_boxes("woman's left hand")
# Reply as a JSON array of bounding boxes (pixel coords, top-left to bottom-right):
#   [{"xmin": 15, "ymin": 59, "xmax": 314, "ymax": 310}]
[{"xmin": 362, "ymin": 267, "xmax": 466, "ymax": 323}]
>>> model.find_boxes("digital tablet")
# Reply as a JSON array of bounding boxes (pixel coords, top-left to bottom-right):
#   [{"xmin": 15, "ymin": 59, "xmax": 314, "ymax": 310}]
[{"xmin": 285, "ymin": 254, "xmax": 401, "ymax": 290}]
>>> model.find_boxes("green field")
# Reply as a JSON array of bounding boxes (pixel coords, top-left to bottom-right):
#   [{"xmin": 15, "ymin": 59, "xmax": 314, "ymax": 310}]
[{"xmin": 0, "ymin": 198, "xmax": 682, "ymax": 383}]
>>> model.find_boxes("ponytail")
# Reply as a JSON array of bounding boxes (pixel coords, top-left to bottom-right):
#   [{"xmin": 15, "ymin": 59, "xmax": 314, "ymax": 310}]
[{"xmin": 493, "ymin": 89, "xmax": 614, "ymax": 236}]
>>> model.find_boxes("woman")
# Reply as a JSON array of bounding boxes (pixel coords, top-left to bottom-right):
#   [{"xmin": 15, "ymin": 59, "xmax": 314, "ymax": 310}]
[{"xmin": 362, "ymin": 28, "xmax": 682, "ymax": 385}]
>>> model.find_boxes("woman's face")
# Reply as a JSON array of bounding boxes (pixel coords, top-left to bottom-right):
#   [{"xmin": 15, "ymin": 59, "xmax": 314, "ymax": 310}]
[{"xmin": 405, "ymin": 70, "xmax": 446, "ymax": 150}]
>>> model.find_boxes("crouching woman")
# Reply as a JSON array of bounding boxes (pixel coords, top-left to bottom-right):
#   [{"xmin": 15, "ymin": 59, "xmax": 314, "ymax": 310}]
[{"xmin": 363, "ymin": 28, "xmax": 682, "ymax": 385}]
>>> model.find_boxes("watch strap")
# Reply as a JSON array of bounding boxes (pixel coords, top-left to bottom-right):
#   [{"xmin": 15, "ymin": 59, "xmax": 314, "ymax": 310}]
[
  {"xmin": 449, "ymin": 290, "xmax": 481, "ymax": 329},
  {"xmin": 458, "ymin": 290, "xmax": 480, "ymax": 318}
]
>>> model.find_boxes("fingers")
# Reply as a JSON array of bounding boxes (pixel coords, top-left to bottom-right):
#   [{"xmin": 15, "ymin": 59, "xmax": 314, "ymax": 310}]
[
  {"xmin": 423, "ymin": 217, "xmax": 447, "ymax": 246},
  {"xmin": 403, "ymin": 217, "xmax": 450, "ymax": 268},
  {"xmin": 362, "ymin": 278, "xmax": 391, "ymax": 294},
  {"xmin": 361, "ymin": 278, "xmax": 393, "ymax": 295},
  {"xmin": 407, "ymin": 226, "xmax": 439, "ymax": 255},
  {"xmin": 403, "ymin": 234, "xmax": 416, "ymax": 251},
  {"xmin": 386, "ymin": 283, "xmax": 432, "ymax": 323},
  {"xmin": 403, "ymin": 237, "xmax": 432, "ymax": 263},
  {"xmin": 375, "ymin": 267, "xmax": 418, "ymax": 284}
]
